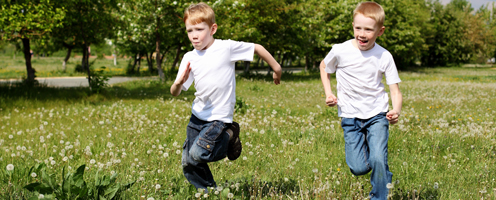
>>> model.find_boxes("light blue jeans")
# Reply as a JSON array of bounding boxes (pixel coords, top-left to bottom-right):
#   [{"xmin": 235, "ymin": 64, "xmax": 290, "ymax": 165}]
[
  {"xmin": 182, "ymin": 114, "xmax": 230, "ymax": 191},
  {"xmin": 341, "ymin": 112, "xmax": 393, "ymax": 200}
]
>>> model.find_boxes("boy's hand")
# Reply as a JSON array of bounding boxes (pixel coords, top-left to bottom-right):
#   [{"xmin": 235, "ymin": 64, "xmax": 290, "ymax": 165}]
[
  {"xmin": 273, "ymin": 70, "xmax": 281, "ymax": 85},
  {"xmin": 386, "ymin": 110, "xmax": 400, "ymax": 124},
  {"xmin": 177, "ymin": 62, "xmax": 191, "ymax": 85},
  {"xmin": 325, "ymin": 94, "xmax": 337, "ymax": 107},
  {"xmin": 170, "ymin": 62, "xmax": 191, "ymax": 96}
]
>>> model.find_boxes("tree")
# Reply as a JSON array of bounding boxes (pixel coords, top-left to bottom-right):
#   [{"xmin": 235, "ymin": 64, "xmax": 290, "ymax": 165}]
[
  {"xmin": 51, "ymin": 0, "xmax": 119, "ymax": 85},
  {"xmin": 0, "ymin": 0, "xmax": 64, "ymax": 82}
]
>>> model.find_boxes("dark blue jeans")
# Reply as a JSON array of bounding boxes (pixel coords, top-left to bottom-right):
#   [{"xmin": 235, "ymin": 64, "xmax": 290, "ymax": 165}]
[
  {"xmin": 341, "ymin": 112, "xmax": 393, "ymax": 200},
  {"xmin": 182, "ymin": 114, "xmax": 230, "ymax": 191}
]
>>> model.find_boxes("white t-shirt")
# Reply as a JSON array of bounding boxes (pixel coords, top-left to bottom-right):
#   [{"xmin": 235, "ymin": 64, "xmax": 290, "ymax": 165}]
[
  {"xmin": 323, "ymin": 39, "xmax": 401, "ymax": 119},
  {"xmin": 174, "ymin": 39, "xmax": 255, "ymax": 123}
]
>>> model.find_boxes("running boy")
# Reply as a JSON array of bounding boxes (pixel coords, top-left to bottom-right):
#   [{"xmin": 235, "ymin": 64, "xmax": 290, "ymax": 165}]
[
  {"xmin": 170, "ymin": 2, "xmax": 282, "ymax": 191},
  {"xmin": 319, "ymin": 2, "xmax": 402, "ymax": 199}
]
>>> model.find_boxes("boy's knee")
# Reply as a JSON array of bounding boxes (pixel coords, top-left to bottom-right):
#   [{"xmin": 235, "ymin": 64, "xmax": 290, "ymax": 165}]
[
  {"xmin": 189, "ymin": 144, "xmax": 210, "ymax": 163},
  {"xmin": 349, "ymin": 164, "xmax": 371, "ymax": 176}
]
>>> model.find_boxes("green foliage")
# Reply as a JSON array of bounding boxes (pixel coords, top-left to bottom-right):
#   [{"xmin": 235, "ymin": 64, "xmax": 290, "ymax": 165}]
[
  {"xmin": 0, "ymin": 0, "xmax": 65, "ymax": 41},
  {"xmin": 235, "ymin": 96, "xmax": 248, "ymax": 114},
  {"xmin": 23, "ymin": 163, "xmax": 135, "ymax": 200},
  {"xmin": 89, "ymin": 67, "xmax": 111, "ymax": 94}
]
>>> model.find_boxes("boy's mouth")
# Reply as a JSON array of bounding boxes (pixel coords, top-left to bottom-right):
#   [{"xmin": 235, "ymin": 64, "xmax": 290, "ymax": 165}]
[{"xmin": 357, "ymin": 39, "xmax": 368, "ymax": 46}]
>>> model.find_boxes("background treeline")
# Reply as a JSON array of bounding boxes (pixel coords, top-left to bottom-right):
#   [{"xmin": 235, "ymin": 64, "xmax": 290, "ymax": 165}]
[{"xmin": 1, "ymin": 0, "xmax": 495, "ymax": 82}]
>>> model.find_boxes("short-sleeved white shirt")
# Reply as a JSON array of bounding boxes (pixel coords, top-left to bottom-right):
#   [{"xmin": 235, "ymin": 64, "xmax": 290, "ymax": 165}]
[
  {"xmin": 174, "ymin": 39, "xmax": 255, "ymax": 123},
  {"xmin": 323, "ymin": 39, "xmax": 401, "ymax": 119}
]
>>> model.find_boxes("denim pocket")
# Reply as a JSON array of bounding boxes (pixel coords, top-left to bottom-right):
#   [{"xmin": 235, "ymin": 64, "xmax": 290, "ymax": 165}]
[{"xmin": 196, "ymin": 121, "xmax": 226, "ymax": 152}]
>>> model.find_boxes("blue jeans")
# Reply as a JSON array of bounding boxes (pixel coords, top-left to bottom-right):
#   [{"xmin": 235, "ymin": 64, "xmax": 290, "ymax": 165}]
[
  {"xmin": 182, "ymin": 114, "xmax": 230, "ymax": 191},
  {"xmin": 341, "ymin": 112, "xmax": 393, "ymax": 200}
]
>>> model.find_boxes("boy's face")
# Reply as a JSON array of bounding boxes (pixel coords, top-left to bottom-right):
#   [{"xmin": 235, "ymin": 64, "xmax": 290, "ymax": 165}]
[
  {"xmin": 185, "ymin": 21, "xmax": 217, "ymax": 50},
  {"xmin": 352, "ymin": 13, "xmax": 385, "ymax": 51}
]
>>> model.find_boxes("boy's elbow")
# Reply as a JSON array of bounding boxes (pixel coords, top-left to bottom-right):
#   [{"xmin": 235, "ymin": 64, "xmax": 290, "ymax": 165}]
[{"xmin": 319, "ymin": 61, "xmax": 326, "ymax": 71}]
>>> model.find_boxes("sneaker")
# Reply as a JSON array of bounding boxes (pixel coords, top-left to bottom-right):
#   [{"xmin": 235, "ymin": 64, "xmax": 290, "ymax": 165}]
[{"xmin": 227, "ymin": 122, "xmax": 242, "ymax": 160}]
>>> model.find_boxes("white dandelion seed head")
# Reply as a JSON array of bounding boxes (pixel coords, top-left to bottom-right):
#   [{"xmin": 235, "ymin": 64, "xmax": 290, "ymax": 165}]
[
  {"xmin": 146, "ymin": 197, "xmax": 155, "ymax": 200},
  {"xmin": 31, "ymin": 172, "xmax": 37, "ymax": 178},
  {"xmin": 155, "ymin": 184, "xmax": 161, "ymax": 190},
  {"xmin": 6, "ymin": 164, "xmax": 14, "ymax": 171},
  {"xmin": 386, "ymin": 183, "xmax": 394, "ymax": 189},
  {"xmin": 227, "ymin": 193, "xmax": 234, "ymax": 198},
  {"xmin": 195, "ymin": 193, "xmax": 201, "ymax": 198},
  {"xmin": 38, "ymin": 194, "xmax": 44, "ymax": 199},
  {"xmin": 176, "ymin": 150, "xmax": 181, "ymax": 155}
]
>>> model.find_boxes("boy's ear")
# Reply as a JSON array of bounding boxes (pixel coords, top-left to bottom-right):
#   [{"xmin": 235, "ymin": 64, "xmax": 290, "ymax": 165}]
[
  {"xmin": 377, "ymin": 26, "xmax": 385, "ymax": 37},
  {"xmin": 210, "ymin": 23, "xmax": 218, "ymax": 35}
]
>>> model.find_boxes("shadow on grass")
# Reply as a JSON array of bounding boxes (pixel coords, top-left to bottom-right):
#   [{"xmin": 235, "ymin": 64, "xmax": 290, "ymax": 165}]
[
  {"xmin": 391, "ymin": 187, "xmax": 439, "ymax": 200},
  {"xmin": 237, "ymin": 69, "xmax": 323, "ymax": 82},
  {"xmin": 0, "ymin": 80, "xmax": 196, "ymax": 110}
]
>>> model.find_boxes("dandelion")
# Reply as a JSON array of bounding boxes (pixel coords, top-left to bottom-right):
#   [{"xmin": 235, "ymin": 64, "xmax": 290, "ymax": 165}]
[
  {"xmin": 90, "ymin": 159, "xmax": 96, "ymax": 164},
  {"xmin": 31, "ymin": 172, "xmax": 37, "ymax": 178},
  {"xmin": 155, "ymin": 184, "xmax": 161, "ymax": 190},
  {"xmin": 176, "ymin": 150, "xmax": 181, "ymax": 155},
  {"xmin": 312, "ymin": 168, "xmax": 318, "ymax": 173},
  {"xmin": 38, "ymin": 194, "xmax": 44, "ymax": 199},
  {"xmin": 434, "ymin": 182, "xmax": 439, "ymax": 189},
  {"xmin": 147, "ymin": 198, "xmax": 155, "ymax": 200},
  {"xmin": 227, "ymin": 193, "xmax": 234, "ymax": 198},
  {"xmin": 243, "ymin": 156, "xmax": 247, "ymax": 160},
  {"xmin": 386, "ymin": 183, "xmax": 394, "ymax": 189},
  {"xmin": 6, "ymin": 164, "xmax": 14, "ymax": 171},
  {"xmin": 195, "ymin": 193, "xmax": 201, "ymax": 198},
  {"xmin": 203, "ymin": 194, "xmax": 209, "ymax": 198}
]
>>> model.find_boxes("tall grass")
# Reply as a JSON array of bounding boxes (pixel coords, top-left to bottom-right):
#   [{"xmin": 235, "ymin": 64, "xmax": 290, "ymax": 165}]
[{"xmin": 0, "ymin": 67, "xmax": 495, "ymax": 199}]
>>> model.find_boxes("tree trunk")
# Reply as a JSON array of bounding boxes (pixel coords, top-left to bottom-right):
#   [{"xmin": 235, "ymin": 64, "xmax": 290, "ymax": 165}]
[
  {"xmin": 171, "ymin": 45, "xmax": 182, "ymax": 70},
  {"xmin": 62, "ymin": 46, "xmax": 73, "ymax": 72},
  {"xmin": 244, "ymin": 61, "xmax": 250, "ymax": 74},
  {"xmin": 83, "ymin": 45, "xmax": 91, "ymax": 86},
  {"xmin": 130, "ymin": 53, "xmax": 138, "ymax": 73},
  {"xmin": 155, "ymin": 5, "xmax": 165, "ymax": 80},
  {"xmin": 305, "ymin": 55, "xmax": 309, "ymax": 71},
  {"xmin": 146, "ymin": 52, "xmax": 153, "ymax": 72},
  {"xmin": 22, "ymin": 38, "xmax": 36, "ymax": 82},
  {"xmin": 137, "ymin": 53, "xmax": 141, "ymax": 73}
]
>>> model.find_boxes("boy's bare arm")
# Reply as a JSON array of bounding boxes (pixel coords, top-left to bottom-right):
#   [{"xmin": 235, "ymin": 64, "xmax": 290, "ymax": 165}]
[
  {"xmin": 170, "ymin": 62, "xmax": 191, "ymax": 96},
  {"xmin": 254, "ymin": 44, "xmax": 282, "ymax": 85},
  {"xmin": 320, "ymin": 61, "xmax": 337, "ymax": 107},
  {"xmin": 387, "ymin": 83, "xmax": 402, "ymax": 124}
]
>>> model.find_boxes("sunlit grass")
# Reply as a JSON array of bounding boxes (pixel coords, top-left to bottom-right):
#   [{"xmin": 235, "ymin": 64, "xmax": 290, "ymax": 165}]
[{"xmin": 0, "ymin": 67, "xmax": 495, "ymax": 199}]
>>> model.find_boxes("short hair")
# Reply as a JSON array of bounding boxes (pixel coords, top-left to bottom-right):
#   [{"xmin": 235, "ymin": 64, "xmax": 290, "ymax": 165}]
[
  {"xmin": 183, "ymin": 2, "xmax": 216, "ymax": 27},
  {"xmin": 353, "ymin": 2, "xmax": 385, "ymax": 28}
]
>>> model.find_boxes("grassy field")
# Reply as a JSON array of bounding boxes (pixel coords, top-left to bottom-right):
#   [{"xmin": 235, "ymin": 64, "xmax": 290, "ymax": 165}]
[
  {"xmin": 0, "ymin": 67, "xmax": 495, "ymax": 199},
  {"xmin": 0, "ymin": 56, "xmax": 149, "ymax": 79}
]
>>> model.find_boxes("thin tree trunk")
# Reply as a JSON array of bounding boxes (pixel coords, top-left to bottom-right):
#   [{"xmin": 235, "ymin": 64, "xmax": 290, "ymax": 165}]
[
  {"xmin": 305, "ymin": 55, "xmax": 309, "ymax": 71},
  {"xmin": 137, "ymin": 53, "xmax": 141, "ymax": 73},
  {"xmin": 83, "ymin": 45, "xmax": 91, "ymax": 86},
  {"xmin": 130, "ymin": 53, "xmax": 138, "ymax": 73},
  {"xmin": 62, "ymin": 46, "xmax": 73, "ymax": 72},
  {"xmin": 146, "ymin": 52, "xmax": 153, "ymax": 72},
  {"xmin": 244, "ymin": 61, "xmax": 250, "ymax": 74},
  {"xmin": 171, "ymin": 45, "xmax": 182, "ymax": 70},
  {"xmin": 155, "ymin": 1, "xmax": 165, "ymax": 80},
  {"xmin": 22, "ymin": 38, "xmax": 36, "ymax": 82}
]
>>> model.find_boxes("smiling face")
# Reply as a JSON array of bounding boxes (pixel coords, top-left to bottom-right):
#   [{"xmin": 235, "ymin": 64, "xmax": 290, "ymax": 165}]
[
  {"xmin": 352, "ymin": 13, "xmax": 385, "ymax": 51},
  {"xmin": 185, "ymin": 22, "xmax": 217, "ymax": 50}
]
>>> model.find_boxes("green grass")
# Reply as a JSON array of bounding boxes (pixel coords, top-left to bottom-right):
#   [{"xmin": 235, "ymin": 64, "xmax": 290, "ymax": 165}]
[
  {"xmin": 0, "ymin": 56, "xmax": 151, "ymax": 79},
  {"xmin": 1, "ymin": 67, "xmax": 495, "ymax": 199}
]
